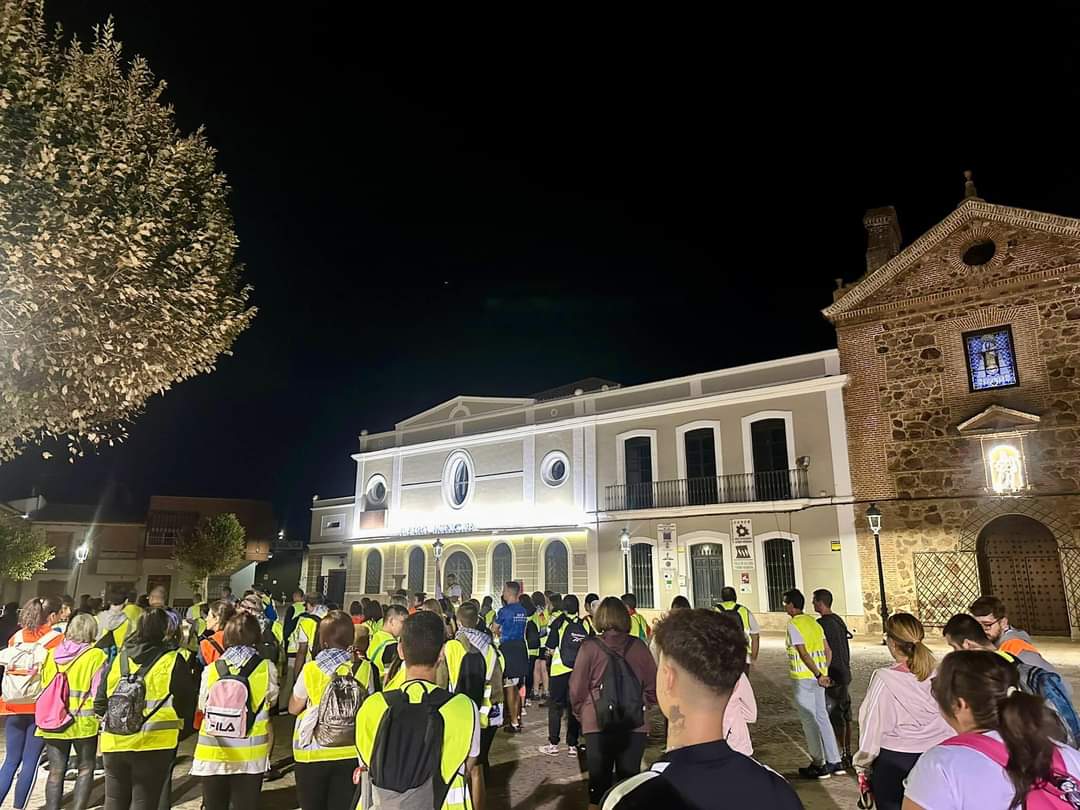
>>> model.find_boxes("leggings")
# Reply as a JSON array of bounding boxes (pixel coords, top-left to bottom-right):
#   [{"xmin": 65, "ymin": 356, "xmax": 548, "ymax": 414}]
[
  {"xmin": 45, "ymin": 737, "xmax": 97, "ymax": 810},
  {"xmin": 547, "ymin": 673, "xmax": 580, "ymax": 747},
  {"xmin": 201, "ymin": 773, "xmax": 263, "ymax": 810},
  {"xmin": 295, "ymin": 759, "xmax": 357, "ymax": 810},
  {"xmin": 871, "ymin": 748, "xmax": 922, "ymax": 810},
  {"xmin": 0, "ymin": 714, "xmax": 45, "ymax": 809},
  {"xmin": 584, "ymin": 731, "xmax": 646, "ymax": 804},
  {"xmin": 103, "ymin": 748, "xmax": 175, "ymax": 810}
]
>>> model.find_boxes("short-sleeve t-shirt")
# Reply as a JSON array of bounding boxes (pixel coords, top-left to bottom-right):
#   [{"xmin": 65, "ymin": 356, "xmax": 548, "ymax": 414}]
[
  {"xmin": 495, "ymin": 604, "xmax": 527, "ymax": 642},
  {"xmin": 816, "ymin": 614, "xmax": 852, "ymax": 685},
  {"xmin": 905, "ymin": 731, "xmax": 1080, "ymax": 809}
]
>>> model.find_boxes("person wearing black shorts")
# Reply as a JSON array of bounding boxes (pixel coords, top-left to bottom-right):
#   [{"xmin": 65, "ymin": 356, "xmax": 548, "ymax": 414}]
[
  {"xmin": 493, "ymin": 581, "xmax": 529, "ymax": 732},
  {"xmin": 814, "ymin": 588, "xmax": 853, "ymax": 767}
]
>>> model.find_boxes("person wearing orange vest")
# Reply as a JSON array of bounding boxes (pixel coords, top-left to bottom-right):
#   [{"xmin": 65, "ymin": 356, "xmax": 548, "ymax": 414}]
[
  {"xmin": 969, "ymin": 595, "xmax": 1073, "ymax": 698},
  {"xmin": 200, "ymin": 600, "xmax": 237, "ymax": 667},
  {"xmin": 0, "ymin": 597, "xmax": 64, "ymax": 810}
]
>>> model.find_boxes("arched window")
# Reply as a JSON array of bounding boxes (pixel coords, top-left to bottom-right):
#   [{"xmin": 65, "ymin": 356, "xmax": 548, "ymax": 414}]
[
  {"xmin": 364, "ymin": 549, "xmax": 383, "ymax": 594},
  {"xmin": 763, "ymin": 537, "xmax": 796, "ymax": 611},
  {"xmin": 443, "ymin": 551, "xmax": 473, "ymax": 598},
  {"xmin": 491, "ymin": 543, "xmax": 513, "ymax": 593},
  {"xmin": 407, "ymin": 546, "xmax": 425, "ymax": 594},
  {"xmin": 630, "ymin": 543, "xmax": 655, "ymax": 609},
  {"xmin": 544, "ymin": 541, "xmax": 569, "ymax": 595}
]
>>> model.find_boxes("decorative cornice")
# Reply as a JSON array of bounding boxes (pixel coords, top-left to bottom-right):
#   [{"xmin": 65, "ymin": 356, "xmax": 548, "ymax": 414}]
[{"xmin": 824, "ymin": 199, "xmax": 1080, "ymax": 320}]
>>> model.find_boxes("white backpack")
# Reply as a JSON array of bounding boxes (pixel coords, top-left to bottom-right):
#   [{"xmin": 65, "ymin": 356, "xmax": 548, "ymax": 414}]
[{"xmin": 0, "ymin": 630, "xmax": 60, "ymax": 704}]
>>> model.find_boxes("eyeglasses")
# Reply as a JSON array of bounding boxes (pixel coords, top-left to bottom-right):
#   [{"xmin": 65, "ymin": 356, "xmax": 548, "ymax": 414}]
[{"xmin": 976, "ymin": 617, "xmax": 1002, "ymax": 631}]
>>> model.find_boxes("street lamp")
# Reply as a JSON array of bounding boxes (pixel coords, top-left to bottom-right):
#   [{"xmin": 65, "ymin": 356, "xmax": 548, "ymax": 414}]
[
  {"xmin": 72, "ymin": 540, "xmax": 90, "ymax": 596},
  {"xmin": 866, "ymin": 503, "xmax": 889, "ymax": 643},
  {"xmin": 619, "ymin": 528, "xmax": 631, "ymax": 593},
  {"xmin": 433, "ymin": 538, "xmax": 444, "ymax": 599}
]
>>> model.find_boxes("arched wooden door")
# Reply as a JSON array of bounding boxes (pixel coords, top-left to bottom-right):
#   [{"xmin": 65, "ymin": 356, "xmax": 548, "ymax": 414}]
[{"xmin": 977, "ymin": 515, "xmax": 1069, "ymax": 636}]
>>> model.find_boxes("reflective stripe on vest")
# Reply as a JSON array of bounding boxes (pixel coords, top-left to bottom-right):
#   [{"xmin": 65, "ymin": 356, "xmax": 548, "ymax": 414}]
[
  {"xmin": 292, "ymin": 659, "xmax": 368, "ymax": 762},
  {"xmin": 101, "ymin": 651, "xmax": 182, "ymax": 752},
  {"xmin": 788, "ymin": 614, "xmax": 827, "ymax": 680},
  {"xmin": 550, "ymin": 615, "xmax": 579, "ymax": 677},
  {"xmin": 356, "ymin": 680, "xmax": 476, "ymax": 810},
  {"xmin": 445, "ymin": 640, "xmax": 498, "ymax": 728},
  {"xmin": 294, "ymin": 616, "xmax": 318, "ymax": 663},
  {"xmin": 194, "ymin": 658, "xmax": 272, "ymax": 766},
  {"xmin": 38, "ymin": 647, "xmax": 107, "ymax": 740}
]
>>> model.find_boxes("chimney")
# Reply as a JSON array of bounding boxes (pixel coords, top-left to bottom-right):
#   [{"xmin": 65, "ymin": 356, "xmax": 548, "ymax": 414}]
[{"xmin": 863, "ymin": 206, "xmax": 901, "ymax": 275}]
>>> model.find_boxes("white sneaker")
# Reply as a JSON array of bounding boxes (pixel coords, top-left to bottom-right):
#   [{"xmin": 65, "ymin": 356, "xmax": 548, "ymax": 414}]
[{"xmin": 538, "ymin": 744, "xmax": 560, "ymax": 756}]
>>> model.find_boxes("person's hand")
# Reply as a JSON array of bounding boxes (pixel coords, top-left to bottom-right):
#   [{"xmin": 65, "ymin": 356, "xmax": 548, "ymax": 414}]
[{"xmin": 816, "ymin": 673, "xmax": 832, "ymax": 688}]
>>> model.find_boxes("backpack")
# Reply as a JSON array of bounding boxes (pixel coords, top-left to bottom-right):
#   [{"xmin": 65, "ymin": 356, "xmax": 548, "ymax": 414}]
[
  {"xmin": 104, "ymin": 649, "xmax": 171, "ymax": 735},
  {"xmin": 35, "ymin": 647, "xmax": 95, "ymax": 732},
  {"xmin": 1020, "ymin": 663, "xmax": 1080, "ymax": 747},
  {"xmin": 257, "ymin": 624, "xmax": 280, "ymax": 667},
  {"xmin": 941, "ymin": 733, "xmax": 1080, "ymax": 809},
  {"xmin": 454, "ymin": 646, "xmax": 488, "ymax": 708},
  {"xmin": 559, "ymin": 617, "xmax": 589, "ymax": 670},
  {"xmin": 0, "ymin": 630, "xmax": 60, "ymax": 704},
  {"xmin": 368, "ymin": 688, "xmax": 454, "ymax": 810},
  {"xmin": 314, "ymin": 660, "xmax": 366, "ymax": 748},
  {"xmin": 594, "ymin": 639, "xmax": 645, "ymax": 732},
  {"xmin": 718, "ymin": 603, "xmax": 747, "ymax": 631},
  {"xmin": 204, "ymin": 656, "xmax": 264, "ymax": 739}
]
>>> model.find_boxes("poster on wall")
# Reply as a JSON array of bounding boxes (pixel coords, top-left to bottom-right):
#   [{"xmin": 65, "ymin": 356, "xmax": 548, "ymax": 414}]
[
  {"xmin": 731, "ymin": 518, "xmax": 753, "ymax": 542},
  {"xmin": 657, "ymin": 523, "xmax": 678, "ymax": 590},
  {"xmin": 739, "ymin": 571, "xmax": 753, "ymax": 594}
]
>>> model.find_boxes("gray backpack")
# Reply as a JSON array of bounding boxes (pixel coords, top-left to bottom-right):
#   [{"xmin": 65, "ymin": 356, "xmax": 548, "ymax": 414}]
[
  {"xmin": 314, "ymin": 659, "xmax": 365, "ymax": 748},
  {"xmin": 104, "ymin": 650, "xmax": 170, "ymax": 735}
]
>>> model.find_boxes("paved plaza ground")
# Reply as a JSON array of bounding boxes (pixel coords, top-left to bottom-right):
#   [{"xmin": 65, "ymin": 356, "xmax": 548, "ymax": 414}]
[{"xmin": 6, "ymin": 632, "xmax": 1080, "ymax": 809}]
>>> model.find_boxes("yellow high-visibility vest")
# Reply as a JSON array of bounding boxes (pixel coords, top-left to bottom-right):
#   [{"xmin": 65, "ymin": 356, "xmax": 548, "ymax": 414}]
[
  {"xmin": 293, "ymin": 658, "xmax": 372, "ymax": 762},
  {"xmin": 550, "ymin": 614, "xmax": 587, "ymax": 677},
  {"xmin": 194, "ymin": 657, "xmax": 272, "ymax": 767},
  {"xmin": 101, "ymin": 650, "xmax": 183, "ymax": 752},
  {"xmin": 293, "ymin": 615, "xmax": 319, "ymax": 664},
  {"xmin": 370, "ymin": 629, "xmax": 406, "ymax": 691},
  {"xmin": 629, "ymin": 613, "xmax": 649, "ymax": 642},
  {"xmin": 444, "ymin": 639, "xmax": 498, "ymax": 728},
  {"xmin": 787, "ymin": 613, "xmax": 827, "ymax": 680},
  {"xmin": 357, "ymin": 680, "xmax": 477, "ymax": 810},
  {"xmin": 37, "ymin": 646, "xmax": 107, "ymax": 740}
]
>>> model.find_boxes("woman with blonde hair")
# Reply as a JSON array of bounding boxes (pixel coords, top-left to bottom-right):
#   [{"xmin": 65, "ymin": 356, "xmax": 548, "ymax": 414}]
[{"xmin": 854, "ymin": 612, "xmax": 953, "ymax": 810}]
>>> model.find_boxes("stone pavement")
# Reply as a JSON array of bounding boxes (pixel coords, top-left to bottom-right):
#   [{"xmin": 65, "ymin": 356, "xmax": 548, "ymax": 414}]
[{"xmin": 4, "ymin": 632, "xmax": 1080, "ymax": 809}]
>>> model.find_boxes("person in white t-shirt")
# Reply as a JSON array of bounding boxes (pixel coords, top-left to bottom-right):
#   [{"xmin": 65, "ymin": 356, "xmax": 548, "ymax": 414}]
[{"xmin": 902, "ymin": 649, "xmax": 1080, "ymax": 810}]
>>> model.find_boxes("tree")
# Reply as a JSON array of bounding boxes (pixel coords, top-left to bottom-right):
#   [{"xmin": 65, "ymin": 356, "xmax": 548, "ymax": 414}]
[
  {"xmin": 0, "ymin": 511, "xmax": 54, "ymax": 582},
  {"xmin": 0, "ymin": 3, "xmax": 256, "ymax": 461},
  {"xmin": 174, "ymin": 512, "xmax": 247, "ymax": 594}
]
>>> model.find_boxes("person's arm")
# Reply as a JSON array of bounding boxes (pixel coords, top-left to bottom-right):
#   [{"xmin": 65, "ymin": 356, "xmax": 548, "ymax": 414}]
[
  {"xmin": 435, "ymin": 657, "xmax": 450, "ymax": 689},
  {"xmin": 197, "ymin": 664, "xmax": 211, "ymax": 711},
  {"xmin": 633, "ymin": 639, "xmax": 658, "ymax": 708},
  {"xmin": 795, "ymin": 644, "xmax": 828, "ymax": 684},
  {"xmin": 545, "ymin": 618, "xmax": 562, "ymax": 651},
  {"xmin": 265, "ymin": 658, "xmax": 279, "ymax": 706},
  {"xmin": 170, "ymin": 654, "xmax": 197, "ymax": 739},
  {"xmin": 568, "ymin": 643, "xmax": 592, "ymax": 718},
  {"xmin": 288, "ymin": 664, "xmax": 309, "ymax": 715},
  {"xmin": 824, "ymin": 636, "xmax": 833, "ymax": 669},
  {"xmin": 748, "ymin": 611, "xmax": 761, "ymax": 663},
  {"xmin": 901, "ymin": 801, "xmax": 925, "ymax": 810},
  {"xmin": 93, "ymin": 660, "xmax": 111, "ymax": 717},
  {"xmin": 853, "ymin": 670, "xmax": 891, "ymax": 772}
]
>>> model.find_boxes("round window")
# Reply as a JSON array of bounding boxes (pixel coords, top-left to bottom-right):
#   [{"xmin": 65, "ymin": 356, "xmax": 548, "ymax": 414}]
[
  {"xmin": 962, "ymin": 240, "xmax": 996, "ymax": 267},
  {"xmin": 442, "ymin": 450, "xmax": 474, "ymax": 509},
  {"xmin": 366, "ymin": 474, "xmax": 387, "ymax": 506},
  {"xmin": 541, "ymin": 451, "xmax": 570, "ymax": 487}
]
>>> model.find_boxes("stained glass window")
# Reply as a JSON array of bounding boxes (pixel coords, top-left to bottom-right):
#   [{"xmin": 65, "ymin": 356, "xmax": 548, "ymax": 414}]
[{"xmin": 964, "ymin": 327, "xmax": 1019, "ymax": 391}]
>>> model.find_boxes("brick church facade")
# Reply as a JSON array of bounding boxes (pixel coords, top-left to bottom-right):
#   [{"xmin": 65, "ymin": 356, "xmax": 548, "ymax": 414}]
[{"xmin": 826, "ymin": 182, "xmax": 1080, "ymax": 637}]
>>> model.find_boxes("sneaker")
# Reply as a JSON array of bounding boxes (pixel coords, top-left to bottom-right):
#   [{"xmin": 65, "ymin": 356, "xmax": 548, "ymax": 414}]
[
  {"xmin": 798, "ymin": 763, "xmax": 831, "ymax": 780},
  {"xmin": 64, "ymin": 768, "xmax": 78, "ymax": 781},
  {"xmin": 503, "ymin": 724, "xmax": 521, "ymax": 734},
  {"xmin": 568, "ymin": 746, "xmax": 580, "ymax": 757},
  {"xmin": 93, "ymin": 768, "xmax": 105, "ymax": 778},
  {"xmin": 538, "ymin": 744, "xmax": 561, "ymax": 756},
  {"xmin": 827, "ymin": 761, "xmax": 846, "ymax": 776},
  {"xmin": 265, "ymin": 767, "xmax": 284, "ymax": 782}
]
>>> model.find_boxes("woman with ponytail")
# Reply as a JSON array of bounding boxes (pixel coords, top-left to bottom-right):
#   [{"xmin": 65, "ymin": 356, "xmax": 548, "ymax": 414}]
[
  {"xmin": 854, "ymin": 613, "xmax": 953, "ymax": 810},
  {"xmin": 903, "ymin": 650, "xmax": 1080, "ymax": 809}
]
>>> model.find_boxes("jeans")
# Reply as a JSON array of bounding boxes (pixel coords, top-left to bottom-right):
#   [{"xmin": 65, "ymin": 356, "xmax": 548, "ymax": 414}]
[
  {"xmin": 201, "ymin": 773, "xmax": 263, "ymax": 810},
  {"xmin": 547, "ymin": 673, "xmax": 579, "ymax": 746},
  {"xmin": 792, "ymin": 679, "xmax": 841, "ymax": 766},
  {"xmin": 294, "ymin": 760, "xmax": 357, "ymax": 810},
  {"xmin": 0, "ymin": 714, "xmax": 46, "ymax": 809},
  {"xmin": 103, "ymin": 748, "xmax": 175, "ymax": 810},
  {"xmin": 45, "ymin": 737, "xmax": 96, "ymax": 810},
  {"xmin": 584, "ymin": 731, "xmax": 646, "ymax": 804}
]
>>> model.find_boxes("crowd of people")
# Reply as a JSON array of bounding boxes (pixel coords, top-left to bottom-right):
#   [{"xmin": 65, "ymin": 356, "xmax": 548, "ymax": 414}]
[{"xmin": 0, "ymin": 580, "xmax": 1076, "ymax": 810}]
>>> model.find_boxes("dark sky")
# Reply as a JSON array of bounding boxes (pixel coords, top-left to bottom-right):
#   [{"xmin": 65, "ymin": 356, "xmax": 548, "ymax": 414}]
[{"xmin": 4, "ymin": 4, "xmax": 1080, "ymax": 534}]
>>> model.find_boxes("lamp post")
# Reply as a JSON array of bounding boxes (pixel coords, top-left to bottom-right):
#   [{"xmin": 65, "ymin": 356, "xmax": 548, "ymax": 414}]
[
  {"xmin": 866, "ymin": 503, "xmax": 889, "ymax": 643},
  {"xmin": 433, "ymin": 537, "xmax": 444, "ymax": 600},
  {"xmin": 72, "ymin": 539, "xmax": 90, "ymax": 597},
  {"xmin": 619, "ymin": 528, "xmax": 631, "ymax": 593}
]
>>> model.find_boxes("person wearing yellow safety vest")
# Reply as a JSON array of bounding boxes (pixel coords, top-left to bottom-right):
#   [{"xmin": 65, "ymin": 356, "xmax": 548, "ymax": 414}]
[
  {"xmin": 121, "ymin": 591, "xmax": 143, "ymax": 631},
  {"xmin": 289, "ymin": 611, "xmax": 373, "ymax": 810},
  {"xmin": 479, "ymin": 596, "xmax": 496, "ymax": 631},
  {"xmin": 291, "ymin": 594, "xmax": 328, "ymax": 674},
  {"xmin": 192, "ymin": 613, "xmax": 277, "ymax": 810},
  {"xmin": 782, "ymin": 588, "xmax": 844, "ymax": 779},
  {"xmin": 98, "ymin": 591, "xmax": 134, "ymax": 651},
  {"xmin": 37, "ymin": 613, "xmax": 107, "ymax": 810},
  {"xmin": 369, "ymin": 605, "xmax": 408, "ymax": 692},
  {"xmin": 186, "ymin": 594, "xmax": 206, "ymax": 623},
  {"xmin": 93, "ymin": 608, "xmax": 196, "ymax": 810},
  {"xmin": 539, "ymin": 594, "xmax": 592, "ymax": 756},
  {"xmin": 357, "ymin": 611, "xmax": 479, "ymax": 810},
  {"xmin": 620, "ymin": 594, "xmax": 651, "ymax": 643},
  {"xmin": 520, "ymin": 594, "xmax": 540, "ymax": 700},
  {"xmin": 363, "ymin": 601, "xmax": 384, "ymax": 638},
  {"xmin": 530, "ymin": 591, "xmax": 550, "ymax": 704},
  {"xmin": 717, "ymin": 586, "xmax": 761, "ymax": 670},
  {"xmin": 280, "ymin": 590, "xmax": 307, "ymax": 713},
  {"xmin": 438, "ymin": 603, "xmax": 503, "ymax": 810}
]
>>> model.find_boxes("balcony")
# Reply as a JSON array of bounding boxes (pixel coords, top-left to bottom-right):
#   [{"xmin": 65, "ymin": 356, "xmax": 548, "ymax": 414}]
[{"xmin": 604, "ymin": 469, "xmax": 810, "ymax": 511}]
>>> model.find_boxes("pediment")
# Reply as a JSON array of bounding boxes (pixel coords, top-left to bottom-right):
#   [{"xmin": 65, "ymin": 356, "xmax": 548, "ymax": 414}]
[
  {"xmin": 395, "ymin": 395, "xmax": 534, "ymax": 429},
  {"xmin": 825, "ymin": 199, "xmax": 1080, "ymax": 320},
  {"xmin": 956, "ymin": 404, "xmax": 1041, "ymax": 436}
]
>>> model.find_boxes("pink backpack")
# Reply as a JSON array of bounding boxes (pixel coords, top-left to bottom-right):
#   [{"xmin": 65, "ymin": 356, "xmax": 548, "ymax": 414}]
[
  {"xmin": 35, "ymin": 647, "xmax": 93, "ymax": 733},
  {"xmin": 942, "ymin": 733, "xmax": 1080, "ymax": 808},
  {"xmin": 203, "ymin": 657, "xmax": 263, "ymax": 739}
]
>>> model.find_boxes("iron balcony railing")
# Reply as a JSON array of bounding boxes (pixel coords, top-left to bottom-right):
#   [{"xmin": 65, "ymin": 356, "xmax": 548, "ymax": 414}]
[{"xmin": 605, "ymin": 469, "xmax": 810, "ymax": 511}]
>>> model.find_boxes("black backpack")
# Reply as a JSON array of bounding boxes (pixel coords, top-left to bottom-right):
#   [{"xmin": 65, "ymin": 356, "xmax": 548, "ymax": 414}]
[
  {"xmin": 454, "ymin": 646, "xmax": 487, "ymax": 708},
  {"xmin": 594, "ymin": 639, "xmax": 645, "ymax": 732},
  {"xmin": 257, "ymin": 624, "xmax": 280, "ymax": 666},
  {"xmin": 104, "ymin": 649, "xmax": 172, "ymax": 735},
  {"xmin": 559, "ymin": 617, "xmax": 589, "ymax": 670},
  {"xmin": 717, "ymin": 603, "xmax": 747, "ymax": 631},
  {"xmin": 369, "ymin": 687, "xmax": 454, "ymax": 809}
]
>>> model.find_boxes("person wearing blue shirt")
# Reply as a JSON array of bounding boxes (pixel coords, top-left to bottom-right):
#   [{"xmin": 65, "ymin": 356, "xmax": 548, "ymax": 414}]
[{"xmin": 494, "ymin": 581, "xmax": 528, "ymax": 733}]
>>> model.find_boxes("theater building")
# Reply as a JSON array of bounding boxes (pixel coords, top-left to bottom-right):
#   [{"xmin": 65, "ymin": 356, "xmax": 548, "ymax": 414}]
[
  {"xmin": 307, "ymin": 352, "xmax": 865, "ymax": 629},
  {"xmin": 827, "ymin": 183, "xmax": 1080, "ymax": 636}
]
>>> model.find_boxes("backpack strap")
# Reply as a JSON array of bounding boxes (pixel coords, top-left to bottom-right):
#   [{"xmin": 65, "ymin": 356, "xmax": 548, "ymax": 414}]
[
  {"xmin": 208, "ymin": 638, "xmax": 224, "ymax": 655},
  {"xmin": 214, "ymin": 659, "xmax": 230, "ymax": 679},
  {"xmin": 942, "ymin": 733, "xmax": 1077, "ymax": 802},
  {"xmin": 420, "ymin": 687, "xmax": 453, "ymax": 809},
  {"xmin": 119, "ymin": 649, "xmax": 132, "ymax": 679}
]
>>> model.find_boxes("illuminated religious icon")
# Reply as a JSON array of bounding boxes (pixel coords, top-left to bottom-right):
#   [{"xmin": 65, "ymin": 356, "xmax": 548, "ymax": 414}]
[
  {"xmin": 981, "ymin": 338, "xmax": 1000, "ymax": 374},
  {"xmin": 988, "ymin": 444, "xmax": 1023, "ymax": 494}
]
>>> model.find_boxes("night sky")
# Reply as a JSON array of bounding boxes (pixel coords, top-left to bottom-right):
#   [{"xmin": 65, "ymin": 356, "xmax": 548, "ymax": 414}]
[{"xmin": 3, "ymin": 4, "xmax": 1080, "ymax": 534}]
